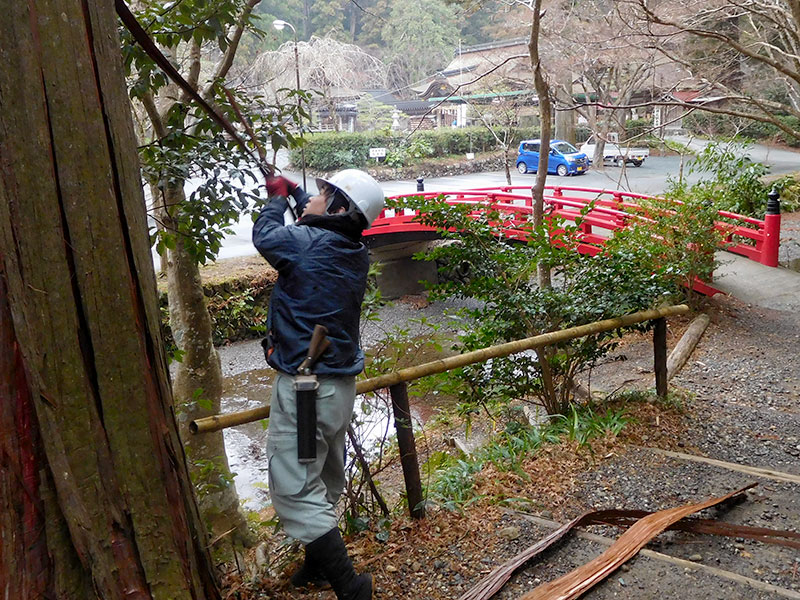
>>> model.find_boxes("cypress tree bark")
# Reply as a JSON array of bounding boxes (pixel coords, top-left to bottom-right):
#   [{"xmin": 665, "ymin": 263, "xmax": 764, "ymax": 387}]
[{"xmin": 0, "ymin": 2, "xmax": 219, "ymax": 597}]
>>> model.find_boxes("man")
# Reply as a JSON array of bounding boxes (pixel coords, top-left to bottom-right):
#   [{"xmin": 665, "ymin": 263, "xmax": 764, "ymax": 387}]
[{"xmin": 252, "ymin": 169, "xmax": 385, "ymax": 600}]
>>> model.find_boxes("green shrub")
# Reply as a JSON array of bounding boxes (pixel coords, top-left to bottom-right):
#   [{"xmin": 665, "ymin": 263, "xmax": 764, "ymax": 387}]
[
  {"xmin": 625, "ymin": 118, "xmax": 653, "ymax": 140},
  {"xmin": 294, "ymin": 131, "xmax": 395, "ymax": 170},
  {"xmin": 392, "ymin": 194, "xmax": 678, "ymax": 418},
  {"xmin": 575, "ymin": 126, "xmax": 592, "ymax": 143},
  {"xmin": 770, "ymin": 175, "xmax": 800, "ymax": 212},
  {"xmin": 677, "ymin": 141, "xmax": 771, "ymax": 216},
  {"xmin": 292, "ymin": 126, "xmax": 543, "ymax": 170}
]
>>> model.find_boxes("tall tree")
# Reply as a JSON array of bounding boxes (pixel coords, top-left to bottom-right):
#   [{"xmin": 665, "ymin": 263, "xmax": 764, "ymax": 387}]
[
  {"xmin": 382, "ymin": 0, "xmax": 460, "ymax": 92},
  {"xmin": 0, "ymin": 2, "xmax": 218, "ymax": 597},
  {"xmin": 623, "ymin": 0, "xmax": 800, "ymax": 143},
  {"xmin": 536, "ymin": 0, "xmax": 659, "ymax": 167}
]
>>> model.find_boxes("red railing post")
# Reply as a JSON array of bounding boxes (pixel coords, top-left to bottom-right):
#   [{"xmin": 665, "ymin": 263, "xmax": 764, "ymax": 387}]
[{"xmin": 762, "ymin": 189, "xmax": 781, "ymax": 267}]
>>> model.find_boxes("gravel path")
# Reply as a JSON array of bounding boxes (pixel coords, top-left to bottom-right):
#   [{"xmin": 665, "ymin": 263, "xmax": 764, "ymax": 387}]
[{"xmin": 463, "ymin": 295, "xmax": 800, "ymax": 599}]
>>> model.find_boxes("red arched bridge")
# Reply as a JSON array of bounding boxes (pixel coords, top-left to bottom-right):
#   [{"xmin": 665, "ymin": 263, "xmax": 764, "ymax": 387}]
[{"xmin": 363, "ymin": 185, "xmax": 781, "ymax": 297}]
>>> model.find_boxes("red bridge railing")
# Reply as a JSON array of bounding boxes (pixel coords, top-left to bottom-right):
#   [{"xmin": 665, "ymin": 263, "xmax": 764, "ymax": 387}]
[{"xmin": 365, "ymin": 185, "xmax": 781, "ymax": 268}]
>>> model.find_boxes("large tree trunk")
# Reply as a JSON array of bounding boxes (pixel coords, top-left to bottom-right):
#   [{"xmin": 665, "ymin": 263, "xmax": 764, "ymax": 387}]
[
  {"xmin": 159, "ymin": 186, "xmax": 251, "ymax": 544},
  {"xmin": 0, "ymin": 2, "xmax": 219, "ymax": 598}
]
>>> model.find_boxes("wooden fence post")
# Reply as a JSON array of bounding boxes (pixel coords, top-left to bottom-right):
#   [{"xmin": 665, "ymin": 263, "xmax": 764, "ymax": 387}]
[
  {"xmin": 653, "ymin": 317, "xmax": 668, "ymax": 399},
  {"xmin": 389, "ymin": 382, "xmax": 425, "ymax": 519}
]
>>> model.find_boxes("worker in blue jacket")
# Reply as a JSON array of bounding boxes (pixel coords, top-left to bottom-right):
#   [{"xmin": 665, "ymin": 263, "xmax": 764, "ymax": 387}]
[{"xmin": 253, "ymin": 169, "xmax": 384, "ymax": 600}]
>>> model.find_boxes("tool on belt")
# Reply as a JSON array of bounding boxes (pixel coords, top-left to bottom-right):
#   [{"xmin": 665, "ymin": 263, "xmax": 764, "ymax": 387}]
[{"xmin": 295, "ymin": 325, "xmax": 331, "ymax": 463}]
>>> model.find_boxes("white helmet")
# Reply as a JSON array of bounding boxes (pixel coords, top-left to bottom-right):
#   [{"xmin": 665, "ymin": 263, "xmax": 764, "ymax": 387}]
[{"xmin": 316, "ymin": 169, "xmax": 385, "ymax": 229}]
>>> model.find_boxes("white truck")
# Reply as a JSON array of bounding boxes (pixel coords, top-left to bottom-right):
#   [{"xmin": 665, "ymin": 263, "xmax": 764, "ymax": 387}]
[{"xmin": 579, "ymin": 134, "xmax": 649, "ymax": 167}]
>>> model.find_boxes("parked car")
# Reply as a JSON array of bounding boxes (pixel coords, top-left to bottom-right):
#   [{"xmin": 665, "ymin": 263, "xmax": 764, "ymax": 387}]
[
  {"xmin": 515, "ymin": 139, "xmax": 589, "ymax": 176},
  {"xmin": 579, "ymin": 135, "xmax": 649, "ymax": 167}
]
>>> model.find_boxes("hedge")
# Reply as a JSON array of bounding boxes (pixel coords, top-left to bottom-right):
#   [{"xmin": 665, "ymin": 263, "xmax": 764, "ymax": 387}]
[
  {"xmin": 291, "ymin": 126, "xmax": 544, "ymax": 171},
  {"xmin": 684, "ymin": 112, "xmax": 800, "ymax": 147},
  {"xmin": 159, "ymin": 263, "xmax": 276, "ymax": 349}
]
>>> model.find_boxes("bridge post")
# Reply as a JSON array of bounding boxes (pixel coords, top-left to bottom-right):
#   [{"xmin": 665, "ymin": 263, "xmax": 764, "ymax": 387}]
[
  {"xmin": 416, "ymin": 177, "xmax": 424, "ymax": 192},
  {"xmin": 762, "ymin": 188, "xmax": 781, "ymax": 267}
]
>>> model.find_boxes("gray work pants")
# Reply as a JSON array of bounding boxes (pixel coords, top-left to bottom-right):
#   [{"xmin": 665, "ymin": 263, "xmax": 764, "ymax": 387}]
[{"xmin": 267, "ymin": 372, "xmax": 356, "ymax": 544}]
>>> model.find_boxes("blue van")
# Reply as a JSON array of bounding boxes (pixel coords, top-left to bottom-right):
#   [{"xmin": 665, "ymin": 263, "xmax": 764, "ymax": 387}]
[{"xmin": 515, "ymin": 139, "xmax": 589, "ymax": 176}]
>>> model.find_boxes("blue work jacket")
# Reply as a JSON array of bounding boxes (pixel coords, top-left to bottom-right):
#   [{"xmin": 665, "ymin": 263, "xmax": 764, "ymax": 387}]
[{"xmin": 252, "ymin": 190, "xmax": 369, "ymax": 376}]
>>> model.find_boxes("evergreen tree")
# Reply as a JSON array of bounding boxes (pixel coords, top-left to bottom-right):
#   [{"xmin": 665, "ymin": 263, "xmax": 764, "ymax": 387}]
[{"xmin": 382, "ymin": 0, "xmax": 460, "ymax": 91}]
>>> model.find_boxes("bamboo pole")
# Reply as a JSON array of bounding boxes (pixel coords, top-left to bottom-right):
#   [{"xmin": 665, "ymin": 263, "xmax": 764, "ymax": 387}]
[{"xmin": 190, "ymin": 305, "xmax": 690, "ymax": 434}]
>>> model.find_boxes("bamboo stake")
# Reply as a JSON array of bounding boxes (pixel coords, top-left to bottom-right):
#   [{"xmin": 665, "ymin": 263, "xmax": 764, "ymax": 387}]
[
  {"xmin": 190, "ymin": 305, "xmax": 690, "ymax": 434},
  {"xmin": 355, "ymin": 305, "xmax": 688, "ymax": 395},
  {"xmin": 667, "ymin": 313, "xmax": 711, "ymax": 380}
]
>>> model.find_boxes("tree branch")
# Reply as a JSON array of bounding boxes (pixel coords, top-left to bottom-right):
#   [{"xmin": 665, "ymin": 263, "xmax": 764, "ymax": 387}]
[
  {"xmin": 205, "ymin": 0, "xmax": 261, "ymax": 98},
  {"xmin": 141, "ymin": 91, "xmax": 167, "ymax": 139}
]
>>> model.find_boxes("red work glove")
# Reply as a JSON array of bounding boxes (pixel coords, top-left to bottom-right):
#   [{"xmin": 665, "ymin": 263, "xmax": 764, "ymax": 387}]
[{"xmin": 265, "ymin": 175, "xmax": 297, "ymax": 198}]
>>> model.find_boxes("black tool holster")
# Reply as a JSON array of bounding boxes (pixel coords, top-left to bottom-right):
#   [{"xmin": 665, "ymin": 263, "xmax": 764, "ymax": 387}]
[{"xmin": 294, "ymin": 374, "xmax": 319, "ymax": 464}]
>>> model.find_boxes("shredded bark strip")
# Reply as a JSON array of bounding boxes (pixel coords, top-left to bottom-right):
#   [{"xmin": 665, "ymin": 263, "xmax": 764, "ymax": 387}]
[{"xmin": 460, "ymin": 483, "xmax": 800, "ymax": 600}]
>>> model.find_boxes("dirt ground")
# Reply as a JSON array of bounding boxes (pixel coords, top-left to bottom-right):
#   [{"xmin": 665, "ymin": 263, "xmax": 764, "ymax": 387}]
[{"xmin": 219, "ymin": 289, "xmax": 799, "ymax": 600}]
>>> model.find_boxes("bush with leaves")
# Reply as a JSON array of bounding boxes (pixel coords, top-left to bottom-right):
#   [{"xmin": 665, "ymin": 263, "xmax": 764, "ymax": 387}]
[
  {"xmin": 606, "ymin": 194, "xmax": 723, "ymax": 306},
  {"xmin": 293, "ymin": 126, "xmax": 544, "ymax": 170},
  {"xmin": 673, "ymin": 141, "xmax": 771, "ymax": 216},
  {"xmin": 391, "ymin": 194, "xmax": 679, "ymax": 418}
]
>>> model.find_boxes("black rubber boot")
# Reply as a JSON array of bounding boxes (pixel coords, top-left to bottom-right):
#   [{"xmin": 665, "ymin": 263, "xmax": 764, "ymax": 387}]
[
  {"xmin": 290, "ymin": 547, "xmax": 329, "ymax": 588},
  {"xmin": 305, "ymin": 528, "xmax": 372, "ymax": 600}
]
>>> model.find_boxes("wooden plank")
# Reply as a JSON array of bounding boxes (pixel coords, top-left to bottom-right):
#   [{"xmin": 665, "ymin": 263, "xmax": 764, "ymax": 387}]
[
  {"xmin": 647, "ymin": 448, "xmax": 800, "ymax": 485},
  {"xmin": 520, "ymin": 486, "xmax": 755, "ymax": 600}
]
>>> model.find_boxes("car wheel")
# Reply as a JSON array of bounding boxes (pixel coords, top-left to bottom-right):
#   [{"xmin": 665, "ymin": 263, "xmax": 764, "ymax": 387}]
[
  {"xmin": 556, "ymin": 164, "xmax": 568, "ymax": 177},
  {"xmin": 517, "ymin": 162, "xmax": 528, "ymax": 174},
  {"xmin": 614, "ymin": 156, "xmax": 624, "ymax": 167},
  {"xmin": 632, "ymin": 159, "xmax": 643, "ymax": 167}
]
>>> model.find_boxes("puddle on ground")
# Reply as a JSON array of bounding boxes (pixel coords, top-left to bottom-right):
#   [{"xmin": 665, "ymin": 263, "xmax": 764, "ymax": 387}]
[{"xmin": 221, "ymin": 336, "xmax": 458, "ymax": 510}]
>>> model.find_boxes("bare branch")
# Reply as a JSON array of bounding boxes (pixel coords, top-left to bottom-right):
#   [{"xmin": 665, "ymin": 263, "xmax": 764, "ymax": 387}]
[{"xmin": 206, "ymin": 0, "xmax": 261, "ymax": 97}]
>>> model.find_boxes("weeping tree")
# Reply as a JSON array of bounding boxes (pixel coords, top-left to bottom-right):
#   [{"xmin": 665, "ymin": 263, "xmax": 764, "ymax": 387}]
[
  {"xmin": 0, "ymin": 1, "xmax": 219, "ymax": 597},
  {"xmin": 121, "ymin": 0, "xmax": 301, "ymax": 542},
  {"xmin": 248, "ymin": 35, "xmax": 387, "ymax": 131}
]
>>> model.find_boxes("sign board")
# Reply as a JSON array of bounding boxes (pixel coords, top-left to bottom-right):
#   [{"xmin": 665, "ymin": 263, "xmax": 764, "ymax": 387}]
[{"xmin": 369, "ymin": 147, "xmax": 387, "ymax": 158}]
